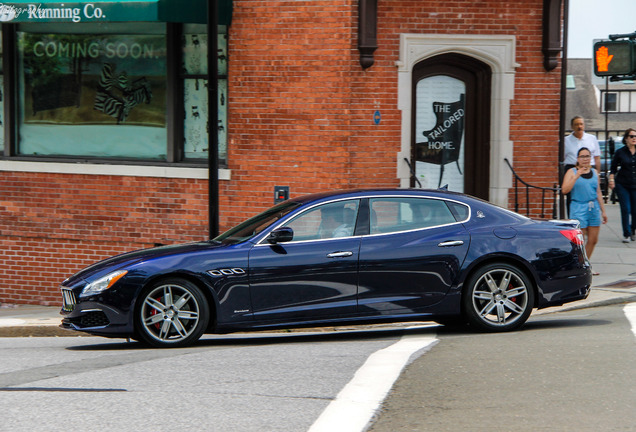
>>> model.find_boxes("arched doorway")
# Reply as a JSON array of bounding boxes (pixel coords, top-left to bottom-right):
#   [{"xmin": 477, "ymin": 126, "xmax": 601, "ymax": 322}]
[{"xmin": 411, "ymin": 54, "xmax": 492, "ymax": 199}]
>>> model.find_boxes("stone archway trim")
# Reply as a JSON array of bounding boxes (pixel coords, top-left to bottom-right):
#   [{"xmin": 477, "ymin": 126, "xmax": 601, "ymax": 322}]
[{"xmin": 396, "ymin": 33, "xmax": 519, "ymax": 207}]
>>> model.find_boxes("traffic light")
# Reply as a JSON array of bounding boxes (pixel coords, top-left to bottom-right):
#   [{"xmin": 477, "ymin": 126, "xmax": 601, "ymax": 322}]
[{"xmin": 593, "ymin": 40, "xmax": 636, "ymax": 76}]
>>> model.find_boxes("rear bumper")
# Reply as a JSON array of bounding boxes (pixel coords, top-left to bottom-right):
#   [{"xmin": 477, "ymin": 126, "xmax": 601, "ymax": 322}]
[{"xmin": 536, "ymin": 270, "xmax": 592, "ymax": 309}]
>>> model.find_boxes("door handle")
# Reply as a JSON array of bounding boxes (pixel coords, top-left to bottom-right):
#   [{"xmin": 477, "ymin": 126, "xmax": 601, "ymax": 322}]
[
  {"xmin": 438, "ymin": 240, "xmax": 464, "ymax": 247},
  {"xmin": 327, "ymin": 251, "xmax": 354, "ymax": 258}
]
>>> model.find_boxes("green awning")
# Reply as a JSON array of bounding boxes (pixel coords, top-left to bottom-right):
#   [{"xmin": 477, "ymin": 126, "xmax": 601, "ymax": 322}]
[{"xmin": 0, "ymin": 0, "xmax": 232, "ymax": 24}]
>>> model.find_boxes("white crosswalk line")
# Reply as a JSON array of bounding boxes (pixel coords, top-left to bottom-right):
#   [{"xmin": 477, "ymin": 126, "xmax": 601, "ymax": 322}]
[
  {"xmin": 308, "ymin": 331, "xmax": 438, "ymax": 432},
  {"xmin": 625, "ymin": 303, "xmax": 636, "ymax": 340}
]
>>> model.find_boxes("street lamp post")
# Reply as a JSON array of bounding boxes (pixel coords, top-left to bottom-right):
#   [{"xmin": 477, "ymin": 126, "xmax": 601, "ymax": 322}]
[{"xmin": 208, "ymin": 0, "xmax": 219, "ymax": 238}]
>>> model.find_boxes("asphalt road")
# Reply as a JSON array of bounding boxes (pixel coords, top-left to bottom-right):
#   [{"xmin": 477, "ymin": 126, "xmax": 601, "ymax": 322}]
[
  {"xmin": 2, "ymin": 304, "xmax": 636, "ymax": 431},
  {"xmin": 369, "ymin": 303, "xmax": 636, "ymax": 431},
  {"xmin": 0, "ymin": 327, "xmax": 434, "ymax": 432}
]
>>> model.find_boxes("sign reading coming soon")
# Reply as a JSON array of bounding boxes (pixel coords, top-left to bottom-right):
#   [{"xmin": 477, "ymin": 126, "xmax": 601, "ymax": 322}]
[
  {"xmin": 32, "ymin": 39, "xmax": 157, "ymax": 59},
  {"xmin": 19, "ymin": 32, "xmax": 166, "ymax": 127}
]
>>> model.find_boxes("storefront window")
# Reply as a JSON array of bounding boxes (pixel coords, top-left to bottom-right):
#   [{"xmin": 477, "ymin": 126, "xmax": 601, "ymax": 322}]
[
  {"xmin": 16, "ymin": 30, "xmax": 167, "ymax": 159},
  {"xmin": 5, "ymin": 23, "xmax": 227, "ymax": 165},
  {"xmin": 0, "ymin": 31, "xmax": 4, "ymax": 153},
  {"xmin": 182, "ymin": 24, "xmax": 227, "ymax": 164}
]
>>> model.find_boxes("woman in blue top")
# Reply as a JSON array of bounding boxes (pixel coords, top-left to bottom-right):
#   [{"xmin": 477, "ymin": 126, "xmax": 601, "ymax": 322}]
[{"xmin": 562, "ymin": 147, "xmax": 607, "ymax": 271}]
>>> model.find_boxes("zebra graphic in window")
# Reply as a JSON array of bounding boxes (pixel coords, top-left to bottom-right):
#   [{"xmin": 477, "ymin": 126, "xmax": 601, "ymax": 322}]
[{"xmin": 93, "ymin": 63, "xmax": 152, "ymax": 124}]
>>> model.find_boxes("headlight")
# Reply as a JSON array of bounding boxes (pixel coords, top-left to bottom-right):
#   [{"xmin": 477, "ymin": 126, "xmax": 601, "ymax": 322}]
[{"xmin": 82, "ymin": 270, "xmax": 128, "ymax": 296}]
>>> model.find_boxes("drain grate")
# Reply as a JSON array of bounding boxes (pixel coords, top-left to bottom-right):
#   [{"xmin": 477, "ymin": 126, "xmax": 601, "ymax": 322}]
[{"xmin": 597, "ymin": 280, "xmax": 636, "ymax": 289}]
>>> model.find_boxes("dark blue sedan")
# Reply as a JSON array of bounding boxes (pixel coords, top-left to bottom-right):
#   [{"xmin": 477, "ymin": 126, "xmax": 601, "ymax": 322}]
[{"xmin": 60, "ymin": 189, "xmax": 591, "ymax": 347}]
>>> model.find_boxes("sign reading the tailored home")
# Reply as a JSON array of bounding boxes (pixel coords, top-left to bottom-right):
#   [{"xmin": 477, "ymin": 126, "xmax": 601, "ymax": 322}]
[
  {"xmin": 415, "ymin": 75, "xmax": 466, "ymax": 191},
  {"xmin": 19, "ymin": 32, "xmax": 166, "ymax": 127},
  {"xmin": 417, "ymin": 97, "xmax": 465, "ymax": 164}
]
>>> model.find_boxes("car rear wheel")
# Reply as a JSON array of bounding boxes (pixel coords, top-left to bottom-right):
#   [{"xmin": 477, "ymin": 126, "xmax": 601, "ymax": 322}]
[
  {"xmin": 136, "ymin": 278, "xmax": 209, "ymax": 348},
  {"xmin": 463, "ymin": 263, "xmax": 534, "ymax": 332}
]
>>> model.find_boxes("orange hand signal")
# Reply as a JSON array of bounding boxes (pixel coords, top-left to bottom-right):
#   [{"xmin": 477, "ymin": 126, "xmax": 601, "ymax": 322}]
[{"xmin": 596, "ymin": 46, "xmax": 614, "ymax": 72}]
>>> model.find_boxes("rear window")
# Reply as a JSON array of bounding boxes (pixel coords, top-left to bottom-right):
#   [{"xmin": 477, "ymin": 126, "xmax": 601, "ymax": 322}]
[{"xmin": 446, "ymin": 201, "xmax": 470, "ymax": 221}]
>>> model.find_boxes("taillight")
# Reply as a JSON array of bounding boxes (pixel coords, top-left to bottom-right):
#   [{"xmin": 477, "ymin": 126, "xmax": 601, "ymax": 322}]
[{"xmin": 560, "ymin": 229, "xmax": 584, "ymax": 245}]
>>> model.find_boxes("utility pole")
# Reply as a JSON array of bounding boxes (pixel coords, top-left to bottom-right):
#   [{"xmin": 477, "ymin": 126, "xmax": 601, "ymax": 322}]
[{"xmin": 208, "ymin": 0, "xmax": 219, "ymax": 238}]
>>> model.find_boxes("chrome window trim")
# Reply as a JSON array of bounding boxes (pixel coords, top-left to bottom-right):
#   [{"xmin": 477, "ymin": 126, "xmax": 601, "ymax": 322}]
[
  {"xmin": 254, "ymin": 194, "xmax": 471, "ymax": 246},
  {"xmin": 364, "ymin": 220, "xmax": 463, "ymax": 239},
  {"xmin": 442, "ymin": 198, "xmax": 472, "ymax": 223},
  {"xmin": 254, "ymin": 233, "xmax": 363, "ymax": 247}
]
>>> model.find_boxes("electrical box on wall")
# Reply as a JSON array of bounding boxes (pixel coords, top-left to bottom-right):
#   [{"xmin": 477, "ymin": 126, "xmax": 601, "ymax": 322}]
[{"xmin": 274, "ymin": 186, "xmax": 289, "ymax": 203}]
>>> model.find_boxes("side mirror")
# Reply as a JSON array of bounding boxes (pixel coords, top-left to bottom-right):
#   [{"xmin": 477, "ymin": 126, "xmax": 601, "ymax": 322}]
[{"xmin": 266, "ymin": 227, "xmax": 294, "ymax": 244}]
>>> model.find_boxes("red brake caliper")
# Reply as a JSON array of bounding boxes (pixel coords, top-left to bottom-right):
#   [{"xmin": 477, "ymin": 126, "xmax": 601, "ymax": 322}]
[
  {"xmin": 508, "ymin": 283, "xmax": 517, "ymax": 303},
  {"xmin": 151, "ymin": 298, "xmax": 161, "ymax": 329}
]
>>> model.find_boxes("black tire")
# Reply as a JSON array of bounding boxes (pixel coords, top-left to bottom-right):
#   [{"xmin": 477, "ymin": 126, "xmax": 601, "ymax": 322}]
[
  {"xmin": 462, "ymin": 263, "xmax": 534, "ymax": 332},
  {"xmin": 135, "ymin": 278, "xmax": 209, "ymax": 348}
]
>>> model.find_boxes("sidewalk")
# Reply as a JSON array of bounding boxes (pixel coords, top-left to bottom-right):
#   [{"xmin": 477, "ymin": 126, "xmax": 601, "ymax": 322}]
[
  {"xmin": 1, "ymin": 202, "xmax": 635, "ymax": 337},
  {"xmin": 0, "ymin": 304, "xmax": 69, "ymax": 337}
]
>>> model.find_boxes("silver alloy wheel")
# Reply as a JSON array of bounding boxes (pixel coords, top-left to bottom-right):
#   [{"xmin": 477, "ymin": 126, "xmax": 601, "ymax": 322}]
[
  {"xmin": 140, "ymin": 283, "xmax": 201, "ymax": 344},
  {"xmin": 470, "ymin": 268, "xmax": 529, "ymax": 327}
]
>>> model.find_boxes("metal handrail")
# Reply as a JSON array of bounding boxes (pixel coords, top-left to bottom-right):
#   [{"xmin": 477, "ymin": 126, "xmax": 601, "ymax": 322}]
[
  {"xmin": 504, "ymin": 158, "xmax": 561, "ymax": 219},
  {"xmin": 403, "ymin": 158, "xmax": 422, "ymax": 188}
]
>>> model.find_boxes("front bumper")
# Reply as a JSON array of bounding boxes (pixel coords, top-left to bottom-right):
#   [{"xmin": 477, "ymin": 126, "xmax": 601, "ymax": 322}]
[{"xmin": 60, "ymin": 287, "xmax": 134, "ymax": 337}]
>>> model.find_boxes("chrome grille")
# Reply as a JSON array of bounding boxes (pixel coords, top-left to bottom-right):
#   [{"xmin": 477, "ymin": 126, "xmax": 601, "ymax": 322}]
[{"xmin": 61, "ymin": 288, "xmax": 77, "ymax": 312}]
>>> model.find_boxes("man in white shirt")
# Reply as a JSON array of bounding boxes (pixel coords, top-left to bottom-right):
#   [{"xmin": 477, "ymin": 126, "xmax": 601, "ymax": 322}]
[{"xmin": 564, "ymin": 116, "xmax": 601, "ymax": 171}]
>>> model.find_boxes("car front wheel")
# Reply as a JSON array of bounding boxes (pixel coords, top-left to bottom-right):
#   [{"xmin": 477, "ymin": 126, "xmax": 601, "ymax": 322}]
[
  {"xmin": 463, "ymin": 263, "xmax": 534, "ymax": 332},
  {"xmin": 136, "ymin": 278, "xmax": 209, "ymax": 348}
]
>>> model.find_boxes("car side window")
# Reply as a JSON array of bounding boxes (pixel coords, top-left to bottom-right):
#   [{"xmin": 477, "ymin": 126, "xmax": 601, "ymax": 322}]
[
  {"xmin": 446, "ymin": 200, "xmax": 470, "ymax": 222},
  {"xmin": 370, "ymin": 197, "xmax": 456, "ymax": 234},
  {"xmin": 285, "ymin": 200, "xmax": 359, "ymax": 241}
]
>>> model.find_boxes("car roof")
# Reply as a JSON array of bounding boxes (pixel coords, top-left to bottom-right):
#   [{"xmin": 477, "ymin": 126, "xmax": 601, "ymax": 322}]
[{"xmin": 286, "ymin": 188, "xmax": 476, "ymax": 206}]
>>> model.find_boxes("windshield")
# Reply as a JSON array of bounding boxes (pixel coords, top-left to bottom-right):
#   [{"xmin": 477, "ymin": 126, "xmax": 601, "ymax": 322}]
[{"xmin": 213, "ymin": 201, "xmax": 303, "ymax": 245}]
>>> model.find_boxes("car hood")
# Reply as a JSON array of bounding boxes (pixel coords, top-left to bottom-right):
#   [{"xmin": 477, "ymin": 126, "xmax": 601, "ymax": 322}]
[{"xmin": 62, "ymin": 241, "xmax": 228, "ymax": 286}]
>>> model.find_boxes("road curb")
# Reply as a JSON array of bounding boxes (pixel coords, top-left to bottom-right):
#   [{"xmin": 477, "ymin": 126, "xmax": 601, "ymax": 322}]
[
  {"xmin": 4, "ymin": 295, "xmax": 636, "ymax": 338},
  {"xmin": 533, "ymin": 293, "xmax": 636, "ymax": 316},
  {"xmin": 0, "ymin": 325, "xmax": 73, "ymax": 338}
]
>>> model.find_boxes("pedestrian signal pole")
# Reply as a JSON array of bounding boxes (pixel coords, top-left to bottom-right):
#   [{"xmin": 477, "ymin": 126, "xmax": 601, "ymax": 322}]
[{"xmin": 593, "ymin": 32, "xmax": 636, "ymax": 203}]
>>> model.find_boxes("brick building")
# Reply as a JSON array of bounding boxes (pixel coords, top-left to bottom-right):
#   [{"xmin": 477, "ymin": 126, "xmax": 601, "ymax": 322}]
[{"xmin": 0, "ymin": 0, "xmax": 565, "ymax": 305}]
